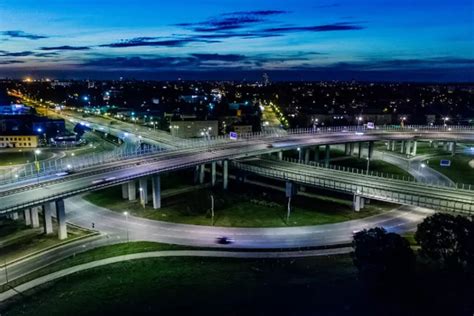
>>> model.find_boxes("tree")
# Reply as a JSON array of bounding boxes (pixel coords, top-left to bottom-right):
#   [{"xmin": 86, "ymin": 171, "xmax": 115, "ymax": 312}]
[
  {"xmin": 352, "ymin": 227, "xmax": 415, "ymax": 287},
  {"xmin": 415, "ymin": 213, "xmax": 473, "ymax": 269}
]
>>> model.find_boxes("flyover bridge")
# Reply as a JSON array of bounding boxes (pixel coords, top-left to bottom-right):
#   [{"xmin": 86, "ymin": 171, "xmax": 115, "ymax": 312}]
[
  {"xmin": 234, "ymin": 158, "xmax": 474, "ymax": 214},
  {"xmin": 1, "ymin": 125, "xmax": 473, "ymax": 239}
]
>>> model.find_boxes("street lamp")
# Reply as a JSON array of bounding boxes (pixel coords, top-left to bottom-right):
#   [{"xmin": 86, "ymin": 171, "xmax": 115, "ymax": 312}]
[
  {"xmin": 357, "ymin": 116, "xmax": 363, "ymax": 129},
  {"xmin": 443, "ymin": 117, "xmax": 449, "ymax": 127},
  {"xmin": 400, "ymin": 116, "xmax": 407, "ymax": 128},
  {"xmin": 34, "ymin": 149, "xmax": 41, "ymax": 183},
  {"xmin": 366, "ymin": 157, "xmax": 370, "ymax": 175},
  {"xmin": 123, "ymin": 211, "xmax": 129, "ymax": 242}
]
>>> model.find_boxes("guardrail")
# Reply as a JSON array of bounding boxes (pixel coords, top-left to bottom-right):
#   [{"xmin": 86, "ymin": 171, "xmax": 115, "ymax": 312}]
[
  {"xmin": 1, "ymin": 124, "xmax": 473, "ymax": 187},
  {"xmin": 233, "ymin": 161, "xmax": 474, "ymax": 214}
]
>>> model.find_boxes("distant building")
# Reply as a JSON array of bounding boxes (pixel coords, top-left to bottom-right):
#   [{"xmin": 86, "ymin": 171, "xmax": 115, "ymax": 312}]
[
  {"xmin": 170, "ymin": 120, "xmax": 218, "ymax": 138},
  {"xmin": 233, "ymin": 125, "xmax": 253, "ymax": 135},
  {"xmin": 0, "ymin": 135, "xmax": 38, "ymax": 148},
  {"xmin": 0, "ymin": 104, "xmax": 33, "ymax": 115}
]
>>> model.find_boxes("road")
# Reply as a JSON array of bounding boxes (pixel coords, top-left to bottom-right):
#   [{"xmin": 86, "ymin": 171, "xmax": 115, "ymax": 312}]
[
  {"xmin": 373, "ymin": 151, "xmax": 454, "ymax": 186},
  {"xmin": 1, "ymin": 129, "xmax": 474, "ymax": 214},
  {"xmin": 236, "ymin": 158, "xmax": 474, "ymax": 212},
  {"xmin": 0, "ymin": 194, "xmax": 433, "ymax": 286}
]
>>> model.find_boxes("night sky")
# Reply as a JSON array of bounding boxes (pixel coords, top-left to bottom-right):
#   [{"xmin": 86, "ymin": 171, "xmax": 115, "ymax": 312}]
[{"xmin": 0, "ymin": 0, "xmax": 473, "ymax": 81}]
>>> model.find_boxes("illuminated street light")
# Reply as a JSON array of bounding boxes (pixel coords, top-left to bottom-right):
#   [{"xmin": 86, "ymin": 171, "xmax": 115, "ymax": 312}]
[{"xmin": 34, "ymin": 149, "xmax": 41, "ymax": 183}]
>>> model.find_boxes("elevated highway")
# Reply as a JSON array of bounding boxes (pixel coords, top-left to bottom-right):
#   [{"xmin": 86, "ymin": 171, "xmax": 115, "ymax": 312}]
[{"xmin": 1, "ymin": 126, "xmax": 473, "ymax": 239}]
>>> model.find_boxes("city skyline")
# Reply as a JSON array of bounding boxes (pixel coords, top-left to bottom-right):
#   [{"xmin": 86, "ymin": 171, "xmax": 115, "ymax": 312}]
[{"xmin": 0, "ymin": 0, "xmax": 473, "ymax": 81}]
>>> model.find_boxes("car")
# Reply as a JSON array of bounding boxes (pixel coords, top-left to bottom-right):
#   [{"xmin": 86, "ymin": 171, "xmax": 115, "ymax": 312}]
[
  {"xmin": 91, "ymin": 176, "xmax": 116, "ymax": 184},
  {"xmin": 216, "ymin": 236, "xmax": 234, "ymax": 245}
]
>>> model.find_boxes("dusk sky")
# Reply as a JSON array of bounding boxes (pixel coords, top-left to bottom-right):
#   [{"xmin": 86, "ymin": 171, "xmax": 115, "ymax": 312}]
[{"xmin": 0, "ymin": 0, "xmax": 473, "ymax": 81}]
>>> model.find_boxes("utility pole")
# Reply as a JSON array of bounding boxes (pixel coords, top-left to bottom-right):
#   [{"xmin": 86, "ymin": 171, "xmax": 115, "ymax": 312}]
[{"xmin": 210, "ymin": 194, "xmax": 215, "ymax": 226}]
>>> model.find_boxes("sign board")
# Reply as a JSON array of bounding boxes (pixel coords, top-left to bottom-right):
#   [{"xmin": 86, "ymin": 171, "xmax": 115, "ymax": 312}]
[
  {"xmin": 229, "ymin": 132, "xmax": 238, "ymax": 140},
  {"xmin": 285, "ymin": 181, "xmax": 297, "ymax": 198},
  {"xmin": 366, "ymin": 122, "xmax": 375, "ymax": 129},
  {"xmin": 440, "ymin": 159, "xmax": 451, "ymax": 167}
]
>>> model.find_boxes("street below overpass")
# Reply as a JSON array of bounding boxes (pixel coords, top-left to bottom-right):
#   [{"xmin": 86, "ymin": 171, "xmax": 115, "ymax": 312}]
[{"xmin": 0, "ymin": 195, "xmax": 433, "ymax": 286}]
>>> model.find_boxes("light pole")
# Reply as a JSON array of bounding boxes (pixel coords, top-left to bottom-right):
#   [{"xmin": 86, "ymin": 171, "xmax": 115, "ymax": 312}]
[
  {"xmin": 210, "ymin": 194, "xmax": 215, "ymax": 226},
  {"xmin": 123, "ymin": 211, "xmax": 129, "ymax": 242},
  {"xmin": 34, "ymin": 149, "xmax": 41, "ymax": 183},
  {"xmin": 357, "ymin": 116, "xmax": 363, "ymax": 129},
  {"xmin": 400, "ymin": 116, "xmax": 406, "ymax": 128},
  {"xmin": 366, "ymin": 157, "xmax": 370, "ymax": 175},
  {"xmin": 443, "ymin": 117, "xmax": 449, "ymax": 128}
]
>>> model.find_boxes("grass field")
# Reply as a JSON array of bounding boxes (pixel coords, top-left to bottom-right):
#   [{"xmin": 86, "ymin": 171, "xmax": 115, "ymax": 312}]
[
  {"xmin": 330, "ymin": 157, "xmax": 412, "ymax": 178},
  {"xmin": 3, "ymin": 251, "xmax": 473, "ymax": 316},
  {"xmin": 0, "ymin": 151, "xmax": 54, "ymax": 166},
  {"xmin": 427, "ymin": 154, "xmax": 474, "ymax": 184},
  {"xmin": 84, "ymin": 183, "xmax": 394, "ymax": 227}
]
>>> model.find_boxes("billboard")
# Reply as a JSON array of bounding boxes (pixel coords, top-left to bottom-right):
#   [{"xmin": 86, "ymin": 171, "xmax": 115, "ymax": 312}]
[
  {"xmin": 229, "ymin": 132, "xmax": 238, "ymax": 140},
  {"xmin": 440, "ymin": 159, "xmax": 451, "ymax": 167}
]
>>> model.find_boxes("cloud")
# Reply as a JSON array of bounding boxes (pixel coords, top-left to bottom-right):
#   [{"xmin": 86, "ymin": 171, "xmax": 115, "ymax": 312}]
[
  {"xmin": 177, "ymin": 10, "xmax": 288, "ymax": 32},
  {"xmin": 0, "ymin": 30, "xmax": 48, "ymax": 40},
  {"xmin": 0, "ymin": 59, "xmax": 25, "ymax": 64},
  {"xmin": 0, "ymin": 50, "xmax": 35, "ymax": 57},
  {"xmin": 100, "ymin": 37, "xmax": 216, "ymax": 48},
  {"xmin": 39, "ymin": 45, "xmax": 91, "ymax": 51},
  {"xmin": 190, "ymin": 53, "xmax": 246, "ymax": 62},
  {"xmin": 82, "ymin": 56, "xmax": 199, "ymax": 69},
  {"xmin": 263, "ymin": 22, "xmax": 364, "ymax": 33}
]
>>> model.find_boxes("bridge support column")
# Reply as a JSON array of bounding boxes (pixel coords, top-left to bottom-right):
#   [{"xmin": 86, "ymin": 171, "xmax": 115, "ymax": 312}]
[
  {"xmin": 368, "ymin": 141, "xmax": 374, "ymax": 159},
  {"xmin": 30, "ymin": 207, "xmax": 40, "ymax": 228},
  {"xmin": 24, "ymin": 209, "xmax": 31, "ymax": 226},
  {"xmin": 405, "ymin": 141, "xmax": 412, "ymax": 156},
  {"xmin": 9, "ymin": 212, "xmax": 19, "ymax": 220},
  {"xmin": 433, "ymin": 141, "xmax": 438, "ymax": 149},
  {"xmin": 211, "ymin": 162, "xmax": 217, "ymax": 186},
  {"xmin": 412, "ymin": 141, "xmax": 418, "ymax": 156},
  {"xmin": 353, "ymin": 194, "xmax": 361, "ymax": 212},
  {"xmin": 223, "ymin": 160, "xmax": 228, "ymax": 190},
  {"xmin": 391, "ymin": 140, "xmax": 396, "ymax": 151},
  {"xmin": 42, "ymin": 202, "xmax": 54, "ymax": 235},
  {"xmin": 345, "ymin": 143, "xmax": 350, "ymax": 155},
  {"xmin": 324, "ymin": 145, "xmax": 330, "ymax": 167},
  {"xmin": 358, "ymin": 142, "xmax": 362, "ymax": 159},
  {"xmin": 139, "ymin": 177, "xmax": 148, "ymax": 205},
  {"xmin": 314, "ymin": 146, "xmax": 320, "ymax": 162},
  {"xmin": 443, "ymin": 142, "xmax": 449, "ymax": 151},
  {"xmin": 121, "ymin": 183, "xmax": 129, "ymax": 199},
  {"xmin": 55, "ymin": 199, "xmax": 67, "ymax": 240},
  {"xmin": 450, "ymin": 142, "xmax": 456, "ymax": 156},
  {"xmin": 199, "ymin": 164, "xmax": 205, "ymax": 184},
  {"xmin": 152, "ymin": 175, "xmax": 161, "ymax": 209},
  {"xmin": 400, "ymin": 141, "xmax": 405, "ymax": 154},
  {"xmin": 349, "ymin": 143, "xmax": 354, "ymax": 156},
  {"xmin": 386, "ymin": 141, "xmax": 390, "ymax": 150},
  {"xmin": 128, "ymin": 181, "xmax": 137, "ymax": 201},
  {"xmin": 304, "ymin": 148, "xmax": 310, "ymax": 163},
  {"xmin": 360, "ymin": 197, "xmax": 365, "ymax": 209},
  {"xmin": 277, "ymin": 151, "xmax": 283, "ymax": 160}
]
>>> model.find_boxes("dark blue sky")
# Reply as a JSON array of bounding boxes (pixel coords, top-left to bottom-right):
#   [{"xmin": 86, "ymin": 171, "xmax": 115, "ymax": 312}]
[{"xmin": 0, "ymin": 0, "xmax": 473, "ymax": 81}]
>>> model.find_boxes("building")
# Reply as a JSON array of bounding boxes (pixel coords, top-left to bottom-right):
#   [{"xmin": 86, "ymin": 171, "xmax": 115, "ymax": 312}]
[
  {"xmin": 170, "ymin": 120, "xmax": 218, "ymax": 138},
  {"xmin": 233, "ymin": 124, "xmax": 253, "ymax": 135},
  {"xmin": 0, "ymin": 135, "xmax": 38, "ymax": 148}
]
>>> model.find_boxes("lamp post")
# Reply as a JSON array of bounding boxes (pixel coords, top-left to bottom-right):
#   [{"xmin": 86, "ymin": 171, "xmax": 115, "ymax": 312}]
[
  {"xmin": 366, "ymin": 157, "xmax": 370, "ymax": 175},
  {"xmin": 400, "ymin": 116, "xmax": 407, "ymax": 128},
  {"xmin": 34, "ymin": 149, "xmax": 41, "ymax": 183},
  {"xmin": 357, "ymin": 116, "xmax": 363, "ymax": 129},
  {"xmin": 123, "ymin": 211, "xmax": 129, "ymax": 242},
  {"xmin": 443, "ymin": 117, "xmax": 449, "ymax": 128}
]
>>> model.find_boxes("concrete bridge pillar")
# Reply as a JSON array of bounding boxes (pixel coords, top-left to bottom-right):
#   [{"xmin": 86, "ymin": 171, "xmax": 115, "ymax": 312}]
[
  {"xmin": 443, "ymin": 142, "xmax": 449, "ymax": 151},
  {"xmin": 152, "ymin": 174, "xmax": 161, "ymax": 209},
  {"xmin": 405, "ymin": 141, "xmax": 412, "ymax": 155},
  {"xmin": 386, "ymin": 141, "xmax": 390, "ymax": 150},
  {"xmin": 121, "ymin": 183, "xmax": 129, "ymax": 199},
  {"xmin": 139, "ymin": 177, "xmax": 148, "ymax": 205},
  {"xmin": 345, "ymin": 143, "xmax": 351, "ymax": 155},
  {"xmin": 358, "ymin": 142, "xmax": 362, "ymax": 159},
  {"xmin": 42, "ymin": 202, "xmax": 54, "ymax": 235},
  {"xmin": 24, "ymin": 209, "xmax": 31, "ymax": 226},
  {"xmin": 193, "ymin": 165, "xmax": 199, "ymax": 184},
  {"xmin": 211, "ymin": 162, "xmax": 217, "ymax": 186},
  {"xmin": 30, "ymin": 207, "xmax": 40, "ymax": 228},
  {"xmin": 128, "ymin": 181, "xmax": 137, "ymax": 201},
  {"xmin": 450, "ymin": 142, "xmax": 456, "ymax": 156},
  {"xmin": 368, "ymin": 141, "xmax": 374, "ymax": 159},
  {"xmin": 391, "ymin": 140, "xmax": 396, "ymax": 151},
  {"xmin": 412, "ymin": 141, "xmax": 418, "ymax": 156},
  {"xmin": 277, "ymin": 151, "xmax": 283, "ymax": 160},
  {"xmin": 400, "ymin": 141, "xmax": 405, "ymax": 154},
  {"xmin": 324, "ymin": 145, "xmax": 330, "ymax": 167},
  {"xmin": 9, "ymin": 212, "xmax": 19, "ymax": 220},
  {"xmin": 55, "ymin": 199, "xmax": 67, "ymax": 240},
  {"xmin": 304, "ymin": 148, "xmax": 310, "ymax": 163},
  {"xmin": 433, "ymin": 141, "xmax": 439, "ymax": 149},
  {"xmin": 223, "ymin": 159, "xmax": 229, "ymax": 190},
  {"xmin": 349, "ymin": 143, "xmax": 354, "ymax": 156},
  {"xmin": 353, "ymin": 194, "xmax": 361, "ymax": 212},
  {"xmin": 314, "ymin": 146, "xmax": 320, "ymax": 162},
  {"xmin": 360, "ymin": 197, "xmax": 365, "ymax": 209},
  {"xmin": 199, "ymin": 164, "xmax": 205, "ymax": 184}
]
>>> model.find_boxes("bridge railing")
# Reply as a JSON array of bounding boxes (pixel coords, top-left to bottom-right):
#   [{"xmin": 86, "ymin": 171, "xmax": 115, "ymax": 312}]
[
  {"xmin": 1, "ymin": 124, "xmax": 472, "ymax": 187},
  {"xmin": 274, "ymin": 156, "xmax": 474, "ymax": 191}
]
